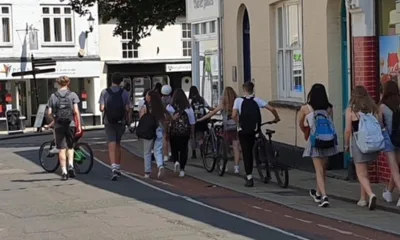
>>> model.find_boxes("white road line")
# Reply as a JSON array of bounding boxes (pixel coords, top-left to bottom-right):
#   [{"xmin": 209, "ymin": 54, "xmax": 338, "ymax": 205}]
[
  {"xmin": 93, "ymin": 156, "xmax": 311, "ymax": 240},
  {"xmin": 317, "ymin": 224, "xmax": 353, "ymax": 235}
]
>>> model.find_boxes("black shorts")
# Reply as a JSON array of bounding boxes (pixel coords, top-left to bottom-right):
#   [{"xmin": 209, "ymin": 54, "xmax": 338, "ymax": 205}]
[{"xmin": 55, "ymin": 126, "xmax": 76, "ymax": 149}]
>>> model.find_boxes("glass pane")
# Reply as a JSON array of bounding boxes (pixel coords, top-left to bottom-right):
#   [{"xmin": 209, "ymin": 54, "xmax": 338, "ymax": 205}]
[
  {"xmin": 1, "ymin": 7, "xmax": 9, "ymax": 14},
  {"xmin": 194, "ymin": 24, "xmax": 199, "ymax": 34},
  {"xmin": 2, "ymin": 18, "xmax": 10, "ymax": 42},
  {"xmin": 64, "ymin": 18, "xmax": 72, "ymax": 42},
  {"xmin": 277, "ymin": 7, "xmax": 283, "ymax": 48},
  {"xmin": 182, "ymin": 24, "xmax": 187, "ymax": 30},
  {"xmin": 64, "ymin": 7, "xmax": 71, "ymax": 14},
  {"xmin": 54, "ymin": 18, "xmax": 62, "ymax": 41},
  {"xmin": 53, "ymin": 7, "xmax": 61, "ymax": 14},
  {"xmin": 127, "ymin": 31, "xmax": 132, "ymax": 39},
  {"xmin": 42, "ymin": 7, "xmax": 49, "ymax": 14},
  {"xmin": 122, "ymin": 51, "xmax": 127, "ymax": 58},
  {"xmin": 210, "ymin": 21, "xmax": 216, "ymax": 33},
  {"xmin": 183, "ymin": 49, "xmax": 188, "ymax": 56},
  {"xmin": 43, "ymin": 18, "xmax": 51, "ymax": 42},
  {"xmin": 182, "ymin": 31, "xmax": 187, "ymax": 38},
  {"xmin": 122, "ymin": 42, "xmax": 127, "ymax": 50},
  {"xmin": 188, "ymin": 30, "xmax": 191, "ymax": 38},
  {"xmin": 201, "ymin": 22, "xmax": 207, "ymax": 34},
  {"xmin": 292, "ymin": 49, "xmax": 303, "ymax": 92},
  {"xmin": 188, "ymin": 49, "xmax": 192, "ymax": 56},
  {"xmin": 278, "ymin": 50, "xmax": 285, "ymax": 91},
  {"xmin": 183, "ymin": 41, "xmax": 187, "ymax": 48},
  {"xmin": 286, "ymin": 4, "xmax": 299, "ymax": 47},
  {"xmin": 128, "ymin": 51, "xmax": 133, "ymax": 58},
  {"xmin": 134, "ymin": 50, "xmax": 138, "ymax": 58}
]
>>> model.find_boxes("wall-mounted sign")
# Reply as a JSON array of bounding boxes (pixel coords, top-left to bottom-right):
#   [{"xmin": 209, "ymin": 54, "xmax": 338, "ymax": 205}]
[
  {"xmin": 186, "ymin": 0, "xmax": 220, "ymax": 23},
  {"xmin": 165, "ymin": 63, "xmax": 192, "ymax": 72},
  {"xmin": 6, "ymin": 109, "xmax": 23, "ymax": 134}
]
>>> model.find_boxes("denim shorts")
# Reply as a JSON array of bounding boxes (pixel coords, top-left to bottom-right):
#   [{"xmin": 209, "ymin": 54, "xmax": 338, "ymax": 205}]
[{"xmin": 383, "ymin": 130, "xmax": 399, "ymax": 152}]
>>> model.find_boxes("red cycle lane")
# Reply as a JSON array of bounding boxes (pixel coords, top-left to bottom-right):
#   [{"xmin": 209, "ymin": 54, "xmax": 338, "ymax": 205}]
[{"xmin": 91, "ymin": 143, "xmax": 399, "ymax": 240}]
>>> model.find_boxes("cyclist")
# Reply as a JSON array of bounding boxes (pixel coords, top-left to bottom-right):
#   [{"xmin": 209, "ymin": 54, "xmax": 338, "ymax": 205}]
[
  {"xmin": 232, "ymin": 81, "xmax": 280, "ymax": 187},
  {"xmin": 188, "ymin": 86, "xmax": 213, "ymax": 159},
  {"xmin": 47, "ymin": 76, "xmax": 81, "ymax": 181},
  {"xmin": 197, "ymin": 87, "xmax": 241, "ymax": 174}
]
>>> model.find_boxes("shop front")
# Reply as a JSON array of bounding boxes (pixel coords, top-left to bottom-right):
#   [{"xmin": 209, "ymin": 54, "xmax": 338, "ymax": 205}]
[
  {"xmin": 186, "ymin": 0, "xmax": 223, "ymax": 107},
  {"xmin": 0, "ymin": 59, "xmax": 102, "ymax": 131}
]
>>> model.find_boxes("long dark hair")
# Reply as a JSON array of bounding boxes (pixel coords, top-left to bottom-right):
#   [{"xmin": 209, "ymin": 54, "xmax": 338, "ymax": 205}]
[
  {"xmin": 380, "ymin": 80, "xmax": 400, "ymax": 111},
  {"xmin": 147, "ymin": 90, "xmax": 167, "ymax": 122},
  {"xmin": 171, "ymin": 88, "xmax": 190, "ymax": 110},
  {"xmin": 307, "ymin": 83, "xmax": 332, "ymax": 110},
  {"xmin": 153, "ymin": 83, "xmax": 162, "ymax": 96},
  {"xmin": 142, "ymin": 88, "xmax": 150, "ymax": 98},
  {"xmin": 188, "ymin": 86, "xmax": 204, "ymax": 104}
]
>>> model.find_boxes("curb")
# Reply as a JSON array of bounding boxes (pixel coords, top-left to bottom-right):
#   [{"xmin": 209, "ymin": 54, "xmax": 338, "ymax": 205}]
[
  {"xmin": 120, "ymin": 143, "xmax": 400, "ymax": 237},
  {"xmin": 0, "ymin": 127, "xmax": 105, "ymax": 141}
]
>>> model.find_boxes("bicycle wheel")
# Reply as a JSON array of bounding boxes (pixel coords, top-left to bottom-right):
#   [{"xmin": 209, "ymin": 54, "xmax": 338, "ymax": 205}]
[
  {"xmin": 216, "ymin": 136, "xmax": 228, "ymax": 177},
  {"xmin": 73, "ymin": 142, "xmax": 94, "ymax": 174},
  {"xmin": 39, "ymin": 140, "xmax": 60, "ymax": 173},
  {"xmin": 253, "ymin": 139, "xmax": 271, "ymax": 183},
  {"xmin": 129, "ymin": 112, "xmax": 137, "ymax": 133},
  {"xmin": 274, "ymin": 166, "xmax": 289, "ymax": 188},
  {"xmin": 202, "ymin": 134, "xmax": 217, "ymax": 173}
]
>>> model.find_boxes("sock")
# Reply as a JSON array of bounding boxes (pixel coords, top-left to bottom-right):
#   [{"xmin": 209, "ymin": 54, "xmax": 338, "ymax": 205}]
[
  {"xmin": 164, "ymin": 156, "xmax": 169, "ymax": 161},
  {"xmin": 115, "ymin": 164, "xmax": 120, "ymax": 170},
  {"xmin": 169, "ymin": 152, "xmax": 171, "ymax": 156},
  {"xmin": 68, "ymin": 161, "xmax": 74, "ymax": 168},
  {"xmin": 61, "ymin": 166, "xmax": 67, "ymax": 175},
  {"xmin": 247, "ymin": 174, "xmax": 252, "ymax": 180}
]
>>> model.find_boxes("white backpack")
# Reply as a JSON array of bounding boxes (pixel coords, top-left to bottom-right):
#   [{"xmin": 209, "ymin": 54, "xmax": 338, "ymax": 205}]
[{"xmin": 354, "ymin": 112, "xmax": 384, "ymax": 154}]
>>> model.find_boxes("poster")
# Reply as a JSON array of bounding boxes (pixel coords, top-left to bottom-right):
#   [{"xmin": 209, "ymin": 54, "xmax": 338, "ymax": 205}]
[
  {"xmin": 6, "ymin": 109, "xmax": 23, "ymax": 134},
  {"xmin": 379, "ymin": 36, "xmax": 400, "ymax": 88}
]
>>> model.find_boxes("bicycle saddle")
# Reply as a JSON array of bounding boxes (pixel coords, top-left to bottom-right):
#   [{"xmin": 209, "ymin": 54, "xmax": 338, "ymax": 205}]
[{"xmin": 265, "ymin": 129, "xmax": 276, "ymax": 135}]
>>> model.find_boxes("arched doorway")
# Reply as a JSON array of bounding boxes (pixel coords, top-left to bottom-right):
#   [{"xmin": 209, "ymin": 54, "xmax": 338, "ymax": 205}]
[{"xmin": 242, "ymin": 8, "xmax": 251, "ymax": 82}]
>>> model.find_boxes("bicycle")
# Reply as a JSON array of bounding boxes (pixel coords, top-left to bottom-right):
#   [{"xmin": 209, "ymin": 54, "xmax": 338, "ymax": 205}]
[
  {"xmin": 201, "ymin": 119, "xmax": 225, "ymax": 174},
  {"xmin": 128, "ymin": 110, "xmax": 138, "ymax": 133},
  {"xmin": 253, "ymin": 121, "xmax": 289, "ymax": 188},
  {"xmin": 38, "ymin": 129, "xmax": 94, "ymax": 174}
]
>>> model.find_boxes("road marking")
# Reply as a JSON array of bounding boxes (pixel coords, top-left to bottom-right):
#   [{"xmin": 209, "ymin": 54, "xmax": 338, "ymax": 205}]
[
  {"xmin": 284, "ymin": 215, "xmax": 312, "ymax": 224},
  {"xmin": 317, "ymin": 224, "xmax": 376, "ymax": 240},
  {"xmin": 92, "ymin": 155, "xmax": 311, "ymax": 240}
]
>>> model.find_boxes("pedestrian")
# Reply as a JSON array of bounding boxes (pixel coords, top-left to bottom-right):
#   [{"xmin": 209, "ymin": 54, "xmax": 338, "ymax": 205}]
[
  {"xmin": 188, "ymin": 86, "xmax": 213, "ymax": 159},
  {"xmin": 299, "ymin": 83, "xmax": 338, "ymax": 207},
  {"xmin": 47, "ymin": 76, "xmax": 81, "ymax": 180},
  {"xmin": 380, "ymin": 80, "xmax": 400, "ymax": 206},
  {"xmin": 138, "ymin": 90, "xmax": 169, "ymax": 179},
  {"xmin": 153, "ymin": 82, "xmax": 163, "ymax": 97},
  {"xmin": 138, "ymin": 88, "xmax": 151, "ymax": 112},
  {"xmin": 99, "ymin": 72, "xmax": 132, "ymax": 181},
  {"xmin": 161, "ymin": 85, "xmax": 173, "ymax": 162},
  {"xmin": 232, "ymin": 81, "xmax": 280, "ymax": 187},
  {"xmin": 345, "ymin": 86, "xmax": 381, "ymax": 210},
  {"xmin": 167, "ymin": 88, "xmax": 196, "ymax": 177},
  {"xmin": 197, "ymin": 86, "xmax": 241, "ymax": 174}
]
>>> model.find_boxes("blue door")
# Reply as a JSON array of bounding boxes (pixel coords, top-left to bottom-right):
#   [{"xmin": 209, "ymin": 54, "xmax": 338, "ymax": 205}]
[{"xmin": 243, "ymin": 9, "xmax": 251, "ymax": 82}]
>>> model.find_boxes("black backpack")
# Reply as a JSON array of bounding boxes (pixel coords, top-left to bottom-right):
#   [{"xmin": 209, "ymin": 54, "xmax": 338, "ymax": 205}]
[
  {"xmin": 191, "ymin": 97, "xmax": 206, "ymax": 120},
  {"xmin": 169, "ymin": 105, "xmax": 190, "ymax": 137},
  {"xmin": 391, "ymin": 108, "xmax": 400, "ymax": 147},
  {"xmin": 239, "ymin": 97, "xmax": 261, "ymax": 134},
  {"xmin": 105, "ymin": 88, "xmax": 125, "ymax": 124},
  {"xmin": 54, "ymin": 91, "xmax": 74, "ymax": 125},
  {"xmin": 136, "ymin": 103, "xmax": 158, "ymax": 140}
]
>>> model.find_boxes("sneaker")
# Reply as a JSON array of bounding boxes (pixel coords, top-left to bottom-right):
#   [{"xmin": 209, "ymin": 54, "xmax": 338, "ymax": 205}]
[
  {"xmin": 244, "ymin": 177, "xmax": 254, "ymax": 187},
  {"xmin": 61, "ymin": 173, "xmax": 68, "ymax": 181},
  {"xmin": 396, "ymin": 198, "xmax": 400, "ymax": 207},
  {"xmin": 382, "ymin": 189, "xmax": 393, "ymax": 203},
  {"xmin": 309, "ymin": 189, "xmax": 322, "ymax": 203},
  {"xmin": 68, "ymin": 166, "xmax": 76, "ymax": 178},
  {"xmin": 111, "ymin": 169, "xmax": 120, "ymax": 181},
  {"xmin": 368, "ymin": 195, "xmax": 377, "ymax": 210},
  {"xmin": 158, "ymin": 167, "xmax": 164, "ymax": 179},
  {"xmin": 234, "ymin": 165, "xmax": 240, "ymax": 174},
  {"xmin": 174, "ymin": 162, "xmax": 180, "ymax": 172},
  {"xmin": 49, "ymin": 148, "xmax": 60, "ymax": 154},
  {"xmin": 357, "ymin": 199, "xmax": 367, "ymax": 207},
  {"xmin": 144, "ymin": 173, "xmax": 150, "ymax": 178},
  {"xmin": 179, "ymin": 170, "xmax": 185, "ymax": 177},
  {"xmin": 318, "ymin": 196, "xmax": 330, "ymax": 207}
]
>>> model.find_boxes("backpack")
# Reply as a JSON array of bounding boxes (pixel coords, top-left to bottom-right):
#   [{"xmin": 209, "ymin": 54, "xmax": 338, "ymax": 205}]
[
  {"xmin": 105, "ymin": 88, "xmax": 125, "ymax": 124},
  {"xmin": 169, "ymin": 105, "xmax": 190, "ymax": 137},
  {"xmin": 239, "ymin": 97, "xmax": 261, "ymax": 134},
  {"xmin": 136, "ymin": 103, "xmax": 158, "ymax": 140},
  {"xmin": 354, "ymin": 112, "xmax": 384, "ymax": 153},
  {"xmin": 310, "ymin": 110, "xmax": 336, "ymax": 149},
  {"xmin": 391, "ymin": 108, "xmax": 400, "ymax": 147},
  {"xmin": 54, "ymin": 91, "xmax": 74, "ymax": 125},
  {"xmin": 191, "ymin": 97, "xmax": 206, "ymax": 120},
  {"xmin": 223, "ymin": 110, "xmax": 237, "ymax": 131}
]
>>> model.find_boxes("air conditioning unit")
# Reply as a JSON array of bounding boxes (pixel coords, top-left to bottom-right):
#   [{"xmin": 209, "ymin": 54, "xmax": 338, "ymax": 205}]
[{"xmin": 346, "ymin": 0, "xmax": 362, "ymax": 13}]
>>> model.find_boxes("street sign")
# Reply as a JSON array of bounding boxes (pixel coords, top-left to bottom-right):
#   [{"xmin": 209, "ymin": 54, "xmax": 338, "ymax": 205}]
[
  {"xmin": 33, "ymin": 104, "xmax": 48, "ymax": 128},
  {"xmin": 6, "ymin": 109, "xmax": 24, "ymax": 135}
]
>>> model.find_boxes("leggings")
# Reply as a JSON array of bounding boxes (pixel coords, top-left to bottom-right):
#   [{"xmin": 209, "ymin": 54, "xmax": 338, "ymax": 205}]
[
  {"xmin": 170, "ymin": 136, "xmax": 190, "ymax": 170},
  {"xmin": 238, "ymin": 132, "xmax": 256, "ymax": 175}
]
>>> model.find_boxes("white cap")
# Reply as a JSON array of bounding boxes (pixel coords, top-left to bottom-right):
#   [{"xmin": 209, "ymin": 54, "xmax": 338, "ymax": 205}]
[{"xmin": 161, "ymin": 85, "xmax": 172, "ymax": 95}]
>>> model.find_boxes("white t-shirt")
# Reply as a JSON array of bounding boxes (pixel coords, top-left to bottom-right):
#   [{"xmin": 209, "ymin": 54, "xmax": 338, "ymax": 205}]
[
  {"xmin": 166, "ymin": 105, "xmax": 196, "ymax": 125},
  {"xmin": 233, "ymin": 96, "xmax": 268, "ymax": 114},
  {"xmin": 189, "ymin": 98, "xmax": 210, "ymax": 108},
  {"xmin": 138, "ymin": 98, "xmax": 145, "ymax": 111}
]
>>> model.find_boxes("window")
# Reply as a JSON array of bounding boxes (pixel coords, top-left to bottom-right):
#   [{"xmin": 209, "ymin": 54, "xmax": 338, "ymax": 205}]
[
  {"xmin": 276, "ymin": 2, "xmax": 303, "ymax": 99},
  {"xmin": 121, "ymin": 30, "xmax": 138, "ymax": 58},
  {"xmin": 0, "ymin": 6, "xmax": 11, "ymax": 44},
  {"xmin": 210, "ymin": 20, "xmax": 216, "ymax": 33},
  {"xmin": 42, "ymin": 6, "xmax": 74, "ymax": 44},
  {"xmin": 201, "ymin": 22, "xmax": 207, "ymax": 34},
  {"xmin": 182, "ymin": 23, "xmax": 191, "ymax": 57}
]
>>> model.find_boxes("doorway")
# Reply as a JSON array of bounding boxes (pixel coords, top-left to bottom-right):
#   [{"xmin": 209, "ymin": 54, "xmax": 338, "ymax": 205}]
[{"xmin": 242, "ymin": 8, "xmax": 251, "ymax": 83}]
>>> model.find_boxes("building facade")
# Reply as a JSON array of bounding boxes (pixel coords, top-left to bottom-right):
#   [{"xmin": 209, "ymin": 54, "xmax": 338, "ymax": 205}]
[
  {"xmin": 0, "ymin": 0, "xmax": 102, "ymax": 130},
  {"xmin": 99, "ymin": 18, "xmax": 192, "ymax": 111}
]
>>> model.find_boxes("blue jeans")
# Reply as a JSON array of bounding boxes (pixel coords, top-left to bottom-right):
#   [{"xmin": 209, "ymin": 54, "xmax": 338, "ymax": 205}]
[{"xmin": 143, "ymin": 127, "xmax": 164, "ymax": 173}]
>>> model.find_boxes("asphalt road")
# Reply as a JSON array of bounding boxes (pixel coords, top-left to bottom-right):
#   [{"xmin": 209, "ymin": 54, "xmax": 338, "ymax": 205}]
[{"xmin": 2, "ymin": 130, "xmax": 399, "ymax": 240}]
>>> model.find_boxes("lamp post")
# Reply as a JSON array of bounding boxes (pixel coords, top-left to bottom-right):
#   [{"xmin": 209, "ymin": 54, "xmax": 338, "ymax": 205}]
[{"xmin": 85, "ymin": 12, "xmax": 95, "ymax": 37}]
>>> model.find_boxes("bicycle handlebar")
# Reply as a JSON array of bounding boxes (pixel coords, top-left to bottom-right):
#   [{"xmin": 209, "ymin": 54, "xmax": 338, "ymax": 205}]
[{"xmin": 261, "ymin": 120, "xmax": 278, "ymax": 126}]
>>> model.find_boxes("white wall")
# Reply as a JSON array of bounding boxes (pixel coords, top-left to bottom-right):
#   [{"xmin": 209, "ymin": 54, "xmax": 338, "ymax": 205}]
[{"xmin": 0, "ymin": 0, "xmax": 99, "ymax": 58}]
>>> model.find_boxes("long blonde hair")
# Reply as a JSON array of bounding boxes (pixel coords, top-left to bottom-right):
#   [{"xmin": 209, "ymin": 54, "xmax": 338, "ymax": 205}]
[
  {"xmin": 349, "ymin": 85, "xmax": 378, "ymax": 114},
  {"xmin": 222, "ymin": 87, "xmax": 238, "ymax": 114}
]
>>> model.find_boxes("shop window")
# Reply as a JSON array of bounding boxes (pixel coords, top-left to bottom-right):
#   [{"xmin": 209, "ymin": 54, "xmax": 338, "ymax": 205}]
[
  {"xmin": 276, "ymin": 1, "xmax": 303, "ymax": 100},
  {"xmin": 0, "ymin": 5, "xmax": 12, "ymax": 45},
  {"xmin": 210, "ymin": 20, "xmax": 216, "ymax": 33},
  {"xmin": 201, "ymin": 22, "xmax": 207, "ymax": 34},
  {"xmin": 121, "ymin": 30, "xmax": 139, "ymax": 59},
  {"xmin": 41, "ymin": 6, "xmax": 74, "ymax": 45},
  {"xmin": 182, "ymin": 23, "xmax": 192, "ymax": 57}
]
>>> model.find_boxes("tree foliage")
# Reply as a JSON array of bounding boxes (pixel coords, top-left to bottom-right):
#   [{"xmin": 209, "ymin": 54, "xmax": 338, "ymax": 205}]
[{"xmin": 70, "ymin": 0, "xmax": 186, "ymax": 46}]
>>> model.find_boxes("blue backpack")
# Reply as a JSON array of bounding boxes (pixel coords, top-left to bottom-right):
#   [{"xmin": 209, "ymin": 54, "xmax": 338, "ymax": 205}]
[{"xmin": 310, "ymin": 110, "xmax": 336, "ymax": 149}]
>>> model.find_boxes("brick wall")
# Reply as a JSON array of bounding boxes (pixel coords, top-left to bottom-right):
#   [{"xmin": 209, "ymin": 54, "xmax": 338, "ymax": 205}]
[{"xmin": 352, "ymin": 36, "xmax": 390, "ymax": 183}]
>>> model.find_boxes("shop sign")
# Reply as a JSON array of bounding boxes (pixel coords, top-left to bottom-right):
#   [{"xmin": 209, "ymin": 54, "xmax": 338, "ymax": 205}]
[
  {"xmin": 186, "ymin": 0, "xmax": 220, "ymax": 23},
  {"xmin": 165, "ymin": 63, "xmax": 192, "ymax": 72},
  {"xmin": 0, "ymin": 61, "xmax": 101, "ymax": 80},
  {"xmin": 6, "ymin": 109, "xmax": 23, "ymax": 134}
]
